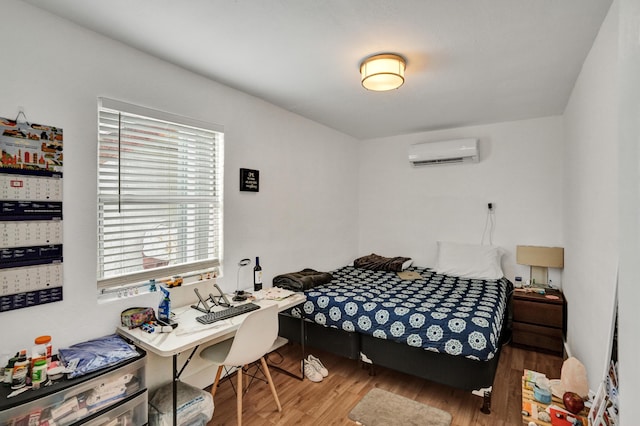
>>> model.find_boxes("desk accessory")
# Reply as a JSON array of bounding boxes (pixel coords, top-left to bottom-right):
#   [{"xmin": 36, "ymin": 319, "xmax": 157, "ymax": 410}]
[
  {"xmin": 158, "ymin": 286, "xmax": 171, "ymax": 320},
  {"xmin": 196, "ymin": 302, "xmax": 260, "ymax": 325},
  {"xmin": 209, "ymin": 283, "xmax": 231, "ymax": 307},
  {"xmin": 191, "ymin": 288, "xmax": 211, "ymax": 313},
  {"xmin": 234, "ymin": 258, "xmax": 251, "ymax": 301},
  {"xmin": 121, "ymin": 307, "xmax": 155, "ymax": 328},
  {"xmin": 156, "ymin": 318, "xmax": 178, "ymax": 329},
  {"xmin": 260, "ymin": 287, "xmax": 295, "ymax": 301}
]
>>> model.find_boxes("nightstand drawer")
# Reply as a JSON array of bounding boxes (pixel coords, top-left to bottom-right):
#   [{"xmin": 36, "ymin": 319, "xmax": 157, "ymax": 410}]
[
  {"xmin": 512, "ymin": 322, "xmax": 563, "ymax": 354},
  {"xmin": 513, "ymin": 298, "xmax": 563, "ymax": 328}
]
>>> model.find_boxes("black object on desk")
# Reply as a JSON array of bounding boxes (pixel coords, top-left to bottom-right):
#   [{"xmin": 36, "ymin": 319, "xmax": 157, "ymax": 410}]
[
  {"xmin": 196, "ymin": 303, "xmax": 260, "ymax": 324},
  {"xmin": 157, "ymin": 318, "xmax": 178, "ymax": 329},
  {"xmin": 233, "ymin": 290, "xmax": 247, "ymax": 301}
]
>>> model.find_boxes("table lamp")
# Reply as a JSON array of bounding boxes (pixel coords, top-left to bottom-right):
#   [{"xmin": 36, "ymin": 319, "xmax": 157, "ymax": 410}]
[
  {"xmin": 233, "ymin": 258, "xmax": 251, "ymax": 301},
  {"xmin": 516, "ymin": 245, "xmax": 564, "ymax": 287}
]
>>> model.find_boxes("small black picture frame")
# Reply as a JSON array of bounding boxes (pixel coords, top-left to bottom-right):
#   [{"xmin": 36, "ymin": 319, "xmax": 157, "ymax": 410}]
[{"xmin": 240, "ymin": 168, "xmax": 259, "ymax": 192}]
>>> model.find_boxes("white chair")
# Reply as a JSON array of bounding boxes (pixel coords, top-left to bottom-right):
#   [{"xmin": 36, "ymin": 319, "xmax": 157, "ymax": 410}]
[{"xmin": 200, "ymin": 304, "xmax": 282, "ymax": 425}]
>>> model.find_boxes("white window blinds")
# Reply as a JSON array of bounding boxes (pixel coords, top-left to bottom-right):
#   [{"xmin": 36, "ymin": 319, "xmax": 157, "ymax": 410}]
[{"xmin": 97, "ymin": 98, "xmax": 224, "ymax": 290}]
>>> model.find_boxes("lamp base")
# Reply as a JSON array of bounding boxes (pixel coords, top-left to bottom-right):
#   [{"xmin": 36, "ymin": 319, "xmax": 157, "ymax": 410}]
[
  {"xmin": 232, "ymin": 290, "xmax": 247, "ymax": 302},
  {"xmin": 530, "ymin": 266, "xmax": 549, "ymax": 287},
  {"xmin": 530, "ymin": 282, "xmax": 550, "ymax": 289}
]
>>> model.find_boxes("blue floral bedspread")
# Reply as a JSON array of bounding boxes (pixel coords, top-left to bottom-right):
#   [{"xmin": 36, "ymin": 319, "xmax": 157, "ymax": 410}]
[{"xmin": 285, "ymin": 266, "xmax": 512, "ymax": 361}]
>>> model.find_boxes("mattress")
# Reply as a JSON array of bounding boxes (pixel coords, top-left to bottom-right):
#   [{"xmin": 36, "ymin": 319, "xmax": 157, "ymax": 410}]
[{"xmin": 285, "ymin": 265, "xmax": 512, "ymax": 361}]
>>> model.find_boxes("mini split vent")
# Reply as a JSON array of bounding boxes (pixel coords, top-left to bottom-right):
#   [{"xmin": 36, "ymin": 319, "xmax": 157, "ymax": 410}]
[{"xmin": 408, "ymin": 138, "xmax": 479, "ymax": 166}]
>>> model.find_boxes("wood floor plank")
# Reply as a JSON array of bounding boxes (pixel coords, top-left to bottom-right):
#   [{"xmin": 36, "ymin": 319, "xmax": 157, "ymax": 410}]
[{"xmin": 205, "ymin": 343, "xmax": 563, "ymax": 425}]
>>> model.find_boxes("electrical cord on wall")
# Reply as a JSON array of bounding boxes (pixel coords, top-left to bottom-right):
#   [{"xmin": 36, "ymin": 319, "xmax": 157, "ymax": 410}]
[{"xmin": 481, "ymin": 204, "xmax": 496, "ymax": 245}]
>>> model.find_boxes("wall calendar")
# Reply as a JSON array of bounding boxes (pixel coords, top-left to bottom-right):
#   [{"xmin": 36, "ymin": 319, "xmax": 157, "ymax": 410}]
[{"xmin": 0, "ymin": 115, "xmax": 63, "ymax": 312}]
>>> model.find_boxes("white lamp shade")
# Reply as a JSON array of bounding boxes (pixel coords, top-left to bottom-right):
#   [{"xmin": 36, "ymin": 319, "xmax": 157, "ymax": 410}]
[{"xmin": 360, "ymin": 54, "xmax": 406, "ymax": 91}]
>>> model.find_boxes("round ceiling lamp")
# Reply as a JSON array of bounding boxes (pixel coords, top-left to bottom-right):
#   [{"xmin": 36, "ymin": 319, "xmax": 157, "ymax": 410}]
[{"xmin": 360, "ymin": 53, "xmax": 406, "ymax": 91}]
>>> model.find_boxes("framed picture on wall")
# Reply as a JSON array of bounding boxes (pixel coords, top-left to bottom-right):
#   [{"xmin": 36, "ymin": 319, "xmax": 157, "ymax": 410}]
[
  {"xmin": 588, "ymin": 382, "xmax": 607, "ymax": 425},
  {"xmin": 240, "ymin": 168, "xmax": 259, "ymax": 192},
  {"xmin": 589, "ymin": 281, "xmax": 618, "ymax": 426}
]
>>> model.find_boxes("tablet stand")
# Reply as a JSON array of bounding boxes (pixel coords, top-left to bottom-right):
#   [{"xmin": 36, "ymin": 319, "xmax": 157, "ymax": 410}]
[
  {"xmin": 191, "ymin": 288, "xmax": 211, "ymax": 313},
  {"xmin": 210, "ymin": 283, "xmax": 231, "ymax": 307}
]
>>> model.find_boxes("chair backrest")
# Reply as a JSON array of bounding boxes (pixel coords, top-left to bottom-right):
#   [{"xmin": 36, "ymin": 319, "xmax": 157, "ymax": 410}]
[{"xmin": 223, "ymin": 303, "xmax": 279, "ymax": 366}]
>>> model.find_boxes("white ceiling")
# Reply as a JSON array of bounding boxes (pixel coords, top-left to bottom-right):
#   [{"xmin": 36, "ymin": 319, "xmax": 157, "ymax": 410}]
[{"xmin": 23, "ymin": 0, "xmax": 612, "ymax": 139}]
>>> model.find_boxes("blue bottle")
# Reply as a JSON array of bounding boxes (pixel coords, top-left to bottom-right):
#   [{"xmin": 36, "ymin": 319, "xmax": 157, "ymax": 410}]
[{"xmin": 158, "ymin": 286, "xmax": 171, "ymax": 321}]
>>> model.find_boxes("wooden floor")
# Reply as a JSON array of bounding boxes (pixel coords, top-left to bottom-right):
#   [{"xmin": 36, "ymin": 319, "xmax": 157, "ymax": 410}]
[{"xmin": 205, "ymin": 342, "xmax": 563, "ymax": 425}]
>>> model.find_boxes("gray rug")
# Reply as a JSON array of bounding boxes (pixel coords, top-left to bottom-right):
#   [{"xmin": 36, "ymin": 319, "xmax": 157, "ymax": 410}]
[{"xmin": 348, "ymin": 388, "xmax": 452, "ymax": 426}]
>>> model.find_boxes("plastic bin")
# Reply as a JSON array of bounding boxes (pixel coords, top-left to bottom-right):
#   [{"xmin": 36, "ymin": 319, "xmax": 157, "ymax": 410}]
[{"xmin": 148, "ymin": 382, "xmax": 213, "ymax": 426}]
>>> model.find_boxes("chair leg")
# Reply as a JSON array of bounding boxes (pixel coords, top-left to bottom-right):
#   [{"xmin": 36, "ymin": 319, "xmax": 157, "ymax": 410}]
[
  {"xmin": 210, "ymin": 365, "xmax": 224, "ymax": 399},
  {"xmin": 237, "ymin": 365, "xmax": 244, "ymax": 426},
  {"xmin": 260, "ymin": 356, "xmax": 282, "ymax": 412}
]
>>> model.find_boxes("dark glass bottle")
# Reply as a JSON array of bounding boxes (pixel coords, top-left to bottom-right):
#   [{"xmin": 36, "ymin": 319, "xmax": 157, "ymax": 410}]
[{"xmin": 253, "ymin": 257, "xmax": 262, "ymax": 291}]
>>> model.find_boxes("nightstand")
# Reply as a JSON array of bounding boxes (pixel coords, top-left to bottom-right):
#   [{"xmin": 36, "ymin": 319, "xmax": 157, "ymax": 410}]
[{"xmin": 512, "ymin": 289, "xmax": 566, "ymax": 355}]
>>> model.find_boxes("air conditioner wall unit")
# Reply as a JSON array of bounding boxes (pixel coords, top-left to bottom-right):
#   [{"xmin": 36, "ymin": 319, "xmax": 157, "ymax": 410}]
[{"xmin": 408, "ymin": 138, "xmax": 479, "ymax": 166}]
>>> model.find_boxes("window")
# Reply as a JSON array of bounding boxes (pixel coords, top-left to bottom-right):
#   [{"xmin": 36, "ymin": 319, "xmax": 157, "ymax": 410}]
[{"xmin": 97, "ymin": 98, "xmax": 223, "ymax": 291}]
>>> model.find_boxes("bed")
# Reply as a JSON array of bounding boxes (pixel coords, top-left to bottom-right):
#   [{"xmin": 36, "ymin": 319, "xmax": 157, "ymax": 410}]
[{"xmin": 277, "ymin": 248, "xmax": 513, "ymax": 413}]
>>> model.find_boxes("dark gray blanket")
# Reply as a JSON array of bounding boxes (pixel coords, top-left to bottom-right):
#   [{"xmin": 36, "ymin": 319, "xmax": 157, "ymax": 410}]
[
  {"xmin": 273, "ymin": 268, "xmax": 334, "ymax": 291},
  {"xmin": 353, "ymin": 253, "xmax": 411, "ymax": 272}
]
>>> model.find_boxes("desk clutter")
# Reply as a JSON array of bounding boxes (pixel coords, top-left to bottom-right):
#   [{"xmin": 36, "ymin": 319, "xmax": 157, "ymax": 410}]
[
  {"xmin": 2, "ymin": 335, "xmax": 56, "ymax": 393},
  {"xmin": 120, "ymin": 283, "xmax": 180, "ymax": 334},
  {"xmin": 522, "ymin": 358, "xmax": 592, "ymax": 426},
  {"xmin": 1, "ymin": 334, "xmax": 140, "ymax": 392},
  {"xmin": 1, "ymin": 334, "xmax": 147, "ymax": 426},
  {"xmin": 121, "ymin": 307, "xmax": 177, "ymax": 334}
]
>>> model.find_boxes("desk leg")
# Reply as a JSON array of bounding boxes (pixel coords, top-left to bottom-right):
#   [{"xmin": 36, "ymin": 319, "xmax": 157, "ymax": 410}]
[
  {"xmin": 169, "ymin": 346, "xmax": 198, "ymax": 426},
  {"xmin": 173, "ymin": 354, "xmax": 178, "ymax": 426},
  {"xmin": 268, "ymin": 315, "xmax": 306, "ymax": 381}
]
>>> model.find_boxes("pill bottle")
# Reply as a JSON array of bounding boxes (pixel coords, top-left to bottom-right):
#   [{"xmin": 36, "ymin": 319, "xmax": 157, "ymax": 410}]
[
  {"xmin": 31, "ymin": 359, "xmax": 47, "ymax": 389},
  {"xmin": 34, "ymin": 335, "xmax": 53, "ymax": 366},
  {"xmin": 11, "ymin": 350, "xmax": 28, "ymax": 390},
  {"xmin": 3, "ymin": 354, "xmax": 17, "ymax": 386}
]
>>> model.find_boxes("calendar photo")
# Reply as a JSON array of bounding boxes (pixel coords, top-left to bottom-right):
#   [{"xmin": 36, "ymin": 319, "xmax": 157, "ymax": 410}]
[{"xmin": 1, "ymin": 116, "xmax": 63, "ymax": 174}]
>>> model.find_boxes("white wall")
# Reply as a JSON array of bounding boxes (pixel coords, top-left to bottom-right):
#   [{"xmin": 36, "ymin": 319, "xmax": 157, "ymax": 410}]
[
  {"xmin": 616, "ymin": 0, "xmax": 639, "ymax": 421},
  {"xmin": 0, "ymin": 0, "xmax": 358, "ymax": 389},
  {"xmin": 562, "ymin": 0, "xmax": 619, "ymax": 395},
  {"xmin": 358, "ymin": 116, "xmax": 564, "ymax": 283}
]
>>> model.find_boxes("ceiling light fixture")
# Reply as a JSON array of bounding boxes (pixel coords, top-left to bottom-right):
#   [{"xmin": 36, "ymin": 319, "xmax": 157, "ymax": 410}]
[{"xmin": 360, "ymin": 53, "xmax": 406, "ymax": 91}]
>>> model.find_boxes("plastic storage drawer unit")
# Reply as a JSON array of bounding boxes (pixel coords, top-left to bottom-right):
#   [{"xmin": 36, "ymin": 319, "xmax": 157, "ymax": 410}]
[
  {"xmin": 84, "ymin": 391, "xmax": 148, "ymax": 426},
  {"xmin": 0, "ymin": 349, "xmax": 146, "ymax": 426}
]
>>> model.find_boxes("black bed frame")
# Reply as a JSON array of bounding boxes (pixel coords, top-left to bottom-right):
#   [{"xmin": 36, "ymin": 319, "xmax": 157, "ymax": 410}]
[{"xmin": 278, "ymin": 299, "xmax": 512, "ymax": 414}]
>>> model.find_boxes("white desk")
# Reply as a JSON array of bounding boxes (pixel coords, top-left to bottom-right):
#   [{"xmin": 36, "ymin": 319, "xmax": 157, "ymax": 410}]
[{"xmin": 116, "ymin": 293, "xmax": 306, "ymax": 426}]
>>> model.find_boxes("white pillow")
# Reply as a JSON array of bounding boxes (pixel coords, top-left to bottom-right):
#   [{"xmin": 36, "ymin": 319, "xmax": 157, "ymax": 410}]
[
  {"xmin": 435, "ymin": 242, "xmax": 504, "ymax": 280},
  {"xmin": 402, "ymin": 258, "xmax": 414, "ymax": 270}
]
